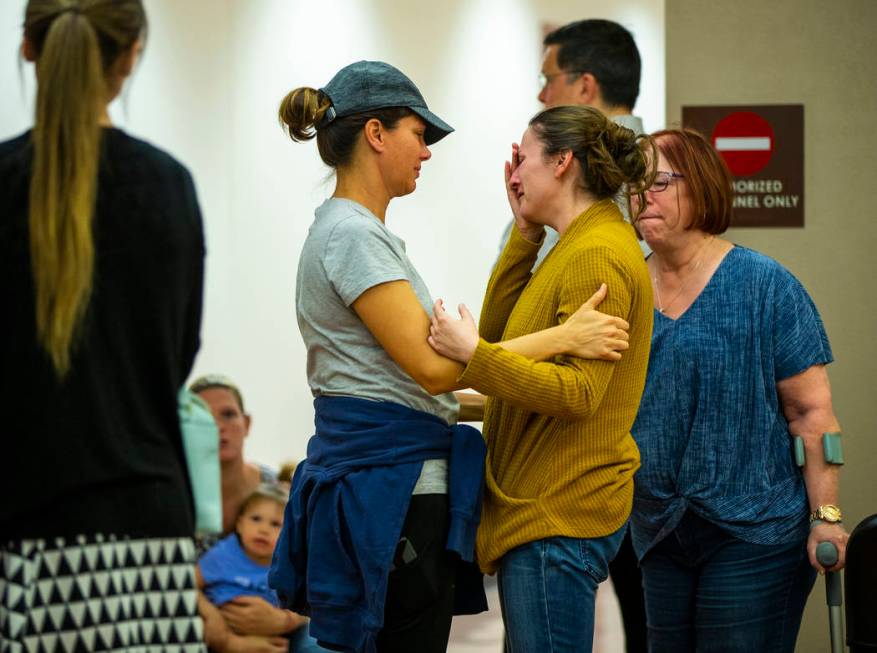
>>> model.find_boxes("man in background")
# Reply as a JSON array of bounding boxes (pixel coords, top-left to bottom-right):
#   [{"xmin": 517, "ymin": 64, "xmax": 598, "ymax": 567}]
[{"xmin": 499, "ymin": 19, "xmax": 648, "ymax": 267}]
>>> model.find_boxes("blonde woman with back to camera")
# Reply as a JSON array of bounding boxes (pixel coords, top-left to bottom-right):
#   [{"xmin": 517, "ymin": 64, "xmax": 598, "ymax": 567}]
[
  {"xmin": 265, "ymin": 62, "xmax": 632, "ymax": 653},
  {"xmin": 1, "ymin": 0, "xmax": 205, "ymax": 650}
]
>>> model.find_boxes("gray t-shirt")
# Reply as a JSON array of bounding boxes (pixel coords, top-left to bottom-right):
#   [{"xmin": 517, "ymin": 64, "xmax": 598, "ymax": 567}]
[{"xmin": 296, "ymin": 198, "xmax": 458, "ymax": 492}]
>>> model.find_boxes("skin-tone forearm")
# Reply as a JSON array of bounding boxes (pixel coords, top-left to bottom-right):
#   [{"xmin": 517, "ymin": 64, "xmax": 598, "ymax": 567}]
[
  {"xmin": 451, "ymin": 309, "xmax": 623, "ymax": 422},
  {"xmin": 198, "ymin": 591, "xmax": 233, "ymax": 651},
  {"xmin": 430, "ymin": 285, "xmax": 630, "ymax": 367},
  {"xmin": 501, "ymin": 294, "xmax": 629, "ymax": 361},
  {"xmin": 220, "ymin": 596, "xmax": 305, "ymax": 635},
  {"xmin": 354, "ymin": 280, "xmax": 626, "ymax": 396},
  {"xmin": 502, "ymin": 324, "xmax": 570, "ymax": 361},
  {"xmin": 776, "ymin": 364, "xmax": 849, "ymax": 572},
  {"xmin": 353, "ymin": 281, "xmax": 464, "ymax": 395}
]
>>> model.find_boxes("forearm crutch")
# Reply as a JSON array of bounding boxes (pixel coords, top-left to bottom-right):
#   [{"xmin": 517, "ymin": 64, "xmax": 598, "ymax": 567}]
[{"xmin": 816, "ymin": 541, "xmax": 844, "ymax": 653}]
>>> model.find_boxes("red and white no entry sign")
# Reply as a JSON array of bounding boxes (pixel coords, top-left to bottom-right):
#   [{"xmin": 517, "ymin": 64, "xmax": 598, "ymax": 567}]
[
  {"xmin": 711, "ymin": 111, "xmax": 775, "ymax": 176},
  {"xmin": 683, "ymin": 103, "xmax": 802, "ymax": 227}
]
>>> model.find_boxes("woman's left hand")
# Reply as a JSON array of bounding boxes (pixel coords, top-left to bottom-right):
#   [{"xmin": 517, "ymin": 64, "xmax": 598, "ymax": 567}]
[
  {"xmin": 429, "ymin": 299, "xmax": 479, "ymax": 363},
  {"xmin": 562, "ymin": 284, "xmax": 631, "ymax": 361},
  {"xmin": 807, "ymin": 521, "xmax": 849, "ymax": 573}
]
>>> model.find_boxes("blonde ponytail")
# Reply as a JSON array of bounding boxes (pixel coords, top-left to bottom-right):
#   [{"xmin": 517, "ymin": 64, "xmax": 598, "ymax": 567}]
[{"xmin": 24, "ymin": 0, "xmax": 146, "ymax": 377}]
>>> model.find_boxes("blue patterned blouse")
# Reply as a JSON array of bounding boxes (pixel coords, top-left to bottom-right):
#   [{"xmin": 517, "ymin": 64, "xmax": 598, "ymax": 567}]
[{"xmin": 630, "ymin": 246, "xmax": 833, "ymax": 559}]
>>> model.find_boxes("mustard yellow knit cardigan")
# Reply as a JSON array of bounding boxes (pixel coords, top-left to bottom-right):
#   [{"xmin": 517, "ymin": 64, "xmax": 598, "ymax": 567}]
[{"xmin": 460, "ymin": 199, "xmax": 653, "ymax": 574}]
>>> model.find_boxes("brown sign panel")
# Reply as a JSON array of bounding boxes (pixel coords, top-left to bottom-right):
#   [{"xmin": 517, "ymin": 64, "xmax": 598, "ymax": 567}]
[{"xmin": 682, "ymin": 104, "xmax": 804, "ymax": 227}]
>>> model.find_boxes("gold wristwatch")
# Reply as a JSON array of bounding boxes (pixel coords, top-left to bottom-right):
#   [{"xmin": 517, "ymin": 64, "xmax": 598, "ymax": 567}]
[{"xmin": 809, "ymin": 504, "xmax": 843, "ymax": 524}]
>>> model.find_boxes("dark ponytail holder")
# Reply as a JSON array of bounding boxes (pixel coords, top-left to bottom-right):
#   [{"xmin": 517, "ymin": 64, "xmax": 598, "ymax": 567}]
[{"xmin": 316, "ymin": 104, "xmax": 336, "ymax": 129}]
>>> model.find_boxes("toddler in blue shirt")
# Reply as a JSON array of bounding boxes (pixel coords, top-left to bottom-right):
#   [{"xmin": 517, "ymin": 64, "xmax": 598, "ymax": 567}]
[
  {"xmin": 198, "ymin": 484, "xmax": 328, "ymax": 652},
  {"xmin": 197, "ymin": 484, "xmax": 286, "ymax": 607}
]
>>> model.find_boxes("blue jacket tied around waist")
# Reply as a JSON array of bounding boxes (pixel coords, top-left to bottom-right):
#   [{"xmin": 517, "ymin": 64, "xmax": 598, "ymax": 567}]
[{"xmin": 268, "ymin": 396, "xmax": 487, "ymax": 653}]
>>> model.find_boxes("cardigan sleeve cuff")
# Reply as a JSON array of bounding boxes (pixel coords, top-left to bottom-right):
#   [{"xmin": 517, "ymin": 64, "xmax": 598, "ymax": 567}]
[
  {"xmin": 493, "ymin": 225, "xmax": 544, "ymax": 273},
  {"xmin": 458, "ymin": 338, "xmax": 504, "ymax": 392},
  {"xmin": 505, "ymin": 224, "xmax": 544, "ymax": 255}
]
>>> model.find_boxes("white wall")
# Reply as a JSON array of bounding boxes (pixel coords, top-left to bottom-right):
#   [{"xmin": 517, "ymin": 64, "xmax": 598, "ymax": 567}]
[{"xmin": 2, "ymin": 0, "xmax": 664, "ymax": 468}]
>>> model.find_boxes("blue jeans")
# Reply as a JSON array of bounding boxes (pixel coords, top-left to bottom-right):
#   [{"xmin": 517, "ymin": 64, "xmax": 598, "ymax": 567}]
[
  {"xmin": 640, "ymin": 511, "xmax": 816, "ymax": 653},
  {"xmin": 289, "ymin": 622, "xmax": 333, "ymax": 653},
  {"xmin": 497, "ymin": 524, "xmax": 628, "ymax": 653}
]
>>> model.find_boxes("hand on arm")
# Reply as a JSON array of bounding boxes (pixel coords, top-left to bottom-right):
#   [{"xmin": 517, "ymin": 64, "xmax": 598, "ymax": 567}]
[
  {"xmin": 429, "ymin": 284, "xmax": 629, "ymax": 364},
  {"xmin": 197, "ymin": 592, "xmax": 292, "ymax": 653},
  {"xmin": 220, "ymin": 596, "xmax": 306, "ymax": 636},
  {"xmin": 353, "ymin": 261, "xmax": 630, "ymax": 402},
  {"xmin": 428, "ymin": 300, "xmax": 479, "ymax": 363},
  {"xmin": 352, "ymin": 280, "xmax": 466, "ymax": 395},
  {"xmin": 456, "ymin": 254, "xmax": 634, "ymax": 419},
  {"xmin": 559, "ymin": 284, "xmax": 630, "ymax": 360},
  {"xmin": 777, "ymin": 364, "xmax": 848, "ymax": 572}
]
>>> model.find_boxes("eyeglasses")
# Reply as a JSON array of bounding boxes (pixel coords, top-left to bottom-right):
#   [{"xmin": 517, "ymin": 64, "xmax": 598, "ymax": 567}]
[
  {"xmin": 538, "ymin": 70, "xmax": 583, "ymax": 88},
  {"xmin": 649, "ymin": 171, "xmax": 685, "ymax": 193}
]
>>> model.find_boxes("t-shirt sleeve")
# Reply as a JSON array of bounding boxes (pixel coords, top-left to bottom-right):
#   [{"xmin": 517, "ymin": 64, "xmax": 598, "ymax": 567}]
[
  {"xmin": 198, "ymin": 533, "xmax": 235, "ymax": 586},
  {"xmin": 772, "ymin": 265, "xmax": 833, "ymax": 381},
  {"xmin": 323, "ymin": 217, "xmax": 409, "ymax": 306}
]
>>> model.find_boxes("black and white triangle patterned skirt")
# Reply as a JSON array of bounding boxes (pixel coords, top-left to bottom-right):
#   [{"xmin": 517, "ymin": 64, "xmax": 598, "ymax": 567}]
[{"xmin": 0, "ymin": 534, "xmax": 206, "ymax": 653}]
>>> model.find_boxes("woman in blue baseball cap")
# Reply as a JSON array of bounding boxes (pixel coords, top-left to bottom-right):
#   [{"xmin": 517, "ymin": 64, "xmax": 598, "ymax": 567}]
[{"xmin": 268, "ymin": 60, "xmax": 630, "ymax": 653}]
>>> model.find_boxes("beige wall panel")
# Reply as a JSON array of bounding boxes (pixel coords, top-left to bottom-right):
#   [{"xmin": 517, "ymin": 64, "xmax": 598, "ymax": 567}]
[{"xmin": 666, "ymin": 1, "xmax": 877, "ymax": 650}]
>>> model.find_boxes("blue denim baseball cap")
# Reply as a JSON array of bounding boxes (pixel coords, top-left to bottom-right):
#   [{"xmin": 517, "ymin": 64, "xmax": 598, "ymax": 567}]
[{"xmin": 319, "ymin": 60, "xmax": 454, "ymax": 145}]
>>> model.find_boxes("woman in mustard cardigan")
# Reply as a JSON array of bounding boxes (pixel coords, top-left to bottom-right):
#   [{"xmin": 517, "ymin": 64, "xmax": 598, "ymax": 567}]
[{"xmin": 429, "ymin": 105, "xmax": 656, "ymax": 653}]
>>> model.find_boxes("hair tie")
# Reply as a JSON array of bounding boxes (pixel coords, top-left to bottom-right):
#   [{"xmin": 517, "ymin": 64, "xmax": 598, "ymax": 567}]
[
  {"xmin": 316, "ymin": 105, "xmax": 337, "ymax": 129},
  {"xmin": 57, "ymin": 4, "xmax": 82, "ymax": 16}
]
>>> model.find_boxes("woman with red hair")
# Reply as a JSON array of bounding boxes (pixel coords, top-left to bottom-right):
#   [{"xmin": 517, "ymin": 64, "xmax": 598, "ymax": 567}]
[{"xmin": 630, "ymin": 128, "xmax": 848, "ymax": 652}]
